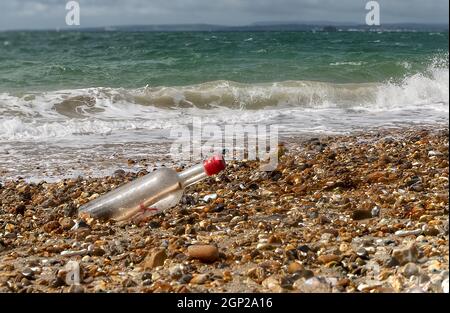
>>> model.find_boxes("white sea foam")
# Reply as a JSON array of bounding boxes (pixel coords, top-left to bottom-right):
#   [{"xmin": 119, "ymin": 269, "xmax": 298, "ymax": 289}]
[
  {"xmin": 329, "ymin": 61, "xmax": 366, "ymax": 66},
  {"xmin": 0, "ymin": 59, "xmax": 448, "ymax": 142}
]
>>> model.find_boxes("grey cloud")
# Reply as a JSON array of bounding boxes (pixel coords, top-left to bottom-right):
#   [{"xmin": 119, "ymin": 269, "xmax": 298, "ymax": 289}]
[{"xmin": 0, "ymin": 0, "xmax": 448, "ymax": 30}]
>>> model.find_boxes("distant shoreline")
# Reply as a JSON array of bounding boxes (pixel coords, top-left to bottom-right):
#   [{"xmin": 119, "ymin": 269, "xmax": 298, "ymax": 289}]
[{"xmin": 1, "ymin": 22, "xmax": 448, "ymax": 33}]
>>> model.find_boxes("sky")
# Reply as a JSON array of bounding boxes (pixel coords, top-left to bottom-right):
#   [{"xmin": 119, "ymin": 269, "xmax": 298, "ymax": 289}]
[{"xmin": 0, "ymin": 0, "xmax": 448, "ymax": 30}]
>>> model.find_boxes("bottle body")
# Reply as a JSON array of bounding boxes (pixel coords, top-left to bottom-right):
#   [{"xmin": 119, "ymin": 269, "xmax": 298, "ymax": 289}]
[{"xmin": 78, "ymin": 155, "xmax": 225, "ymax": 222}]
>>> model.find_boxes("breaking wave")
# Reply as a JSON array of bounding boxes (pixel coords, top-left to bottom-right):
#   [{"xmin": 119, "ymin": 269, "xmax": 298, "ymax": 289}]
[{"xmin": 0, "ymin": 56, "xmax": 448, "ymax": 141}]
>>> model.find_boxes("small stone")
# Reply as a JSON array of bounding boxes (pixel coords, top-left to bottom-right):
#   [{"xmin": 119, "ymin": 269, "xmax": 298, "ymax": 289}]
[
  {"xmin": 395, "ymin": 229, "xmax": 422, "ymax": 237},
  {"xmin": 293, "ymin": 277, "xmax": 330, "ymax": 293},
  {"xmin": 418, "ymin": 215, "xmax": 433, "ymax": 223},
  {"xmin": 190, "ymin": 273, "xmax": 208, "ymax": 285},
  {"xmin": 287, "ymin": 262, "xmax": 304, "ymax": 274},
  {"xmin": 339, "ymin": 243, "xmax": 350, "ymax": 253},
  {"xmin": 385, "ymin": 257, "xmax": 400, "ymax": 268},
  {"xmin": 317, "ymin": 254, "xmax": 340, "ymax": 264},
  {"xmin": 392, "ymin": 244, "xmax": 419, "ymax": 265},
  {"xmin": 423, "ymin": 227, "xmax": 440, "ymax": 236},
  {"xmin": 179, "ymin": 274, "xmax": 193, "ymax": 284},
  {"xmin": 187, "ymin": 245, "xmax": 219, "ymax": 263},
  {"xmin": 336, "ymin": 278, "xmax": 350, "ymax": 288},
  {"xmin": 256, "ymin": 243, "xmax": 273, "ymax": 250},
  {"xmin": 59, "ymin": 217, "xmax": 74, "ymax": 230},
  {"xmin": 169, "ymin": 264, "xmax": 184, "ymax": 279},
  {"xmin": 428, "ymin": 260, "xmax": 443, "ymax": 273},
  {"xmin": 21, "ymin": 267, "xmax": 34, "ymax": 279},
  {"xmin": 203, "ymin": 194, "xmax": 217, "ymax": 202},
  {"xmin": 352, "ymin": 209, "xmax": 372, "ymax": 220},
  {"xmin": 122, "ymin": 278, "xmax": 137, "ymax": 288},
  {"xmin": 428, "ymin": 150, "xmax": 443, "ymax": 157},
  {"xmin": 12, "ymin": 204, "xmax": 26, "ymax": 215},
  {"xmin": 5, "ymin": 223, "xmax": 15, "ymax": 233},
  {"xmin": 371, "ymin": 206, "xmax": 381, "ymax": 217},
  {"xmin": 143, "ymin": 249, "xmax": 167, "ymax": 269},
  {"xmin": 356, "ymin": 247, "xmax": 368, "ymax": 259},
  {"xmin": 114, "ymin": 169, "xmax": 126, "ymax": 177},
  {"xmin": 442, "ymin": 278, "xmax": 449, "ymax": 293},
  {"xmin": 267, "ymin": 235, "xmax": 282, "ymax": 245},
  {"xmin": 262, "ymin": 276, "xmax": 281, "ymax": 291},
  {"xmin": 142, "ymin": 279, "xmax": 152, "ymax": 286},
  {"xmin": 63, "ymin": 203, "xmax": 77, "ymax": 217},
  {"xmin": 357, "ymin": 280, "xmax": 383, "ymax": 292},
  {"xmin": 141, "ymin": 272, "xmax": 152, "ymax": 281},
  {"xmin": 68, "ymin": 284, "xmax": 85, "ymax": 293},
  {"xmin": 294, "ymin": 269, "xmax": 315, "ymax": 280},
  {"xmin": 297, "ymin": 245, "xmax": 310, "ymax": 253},
  {"xmin": 60, "ymin": 249, "xmax": 88, "ymax": 257},
  {"xmin": 402, "ymin": 262, "xmax": 419, "ymax": 278},
  {"xmin": 246, "ymin": 267, "xmax": 266, "ymax": 281}
]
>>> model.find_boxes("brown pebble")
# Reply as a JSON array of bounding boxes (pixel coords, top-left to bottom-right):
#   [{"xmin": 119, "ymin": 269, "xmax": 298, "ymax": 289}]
[
  {"xmin": 268, "ymin": 235, "xmax": 282, "ymax": 245},
  {"xmin": 59, "ymin": 217, "xmax": 74, "ymax": 230},
  {"xmin": 392, "ymin": 244, "xmax": 419, "ymax": 265},
  {"xmin": 424, "ymin": 227, "xmax": 440, "ymax": 236},
  {"xmin": 190, "ymin": 273, "xmax": 208, "ymax": 285},
  {"xmin": 143, "ymin": 249, "xmax": 167, "ymax": 269},
  {"xmin": 287, "ymin": 262, "xmax": 304, "ymax": 274},
  {"xmin": 43, "ymin": 221, "xmax": 60, "ymax": 233},
  {"xmin": 187, "ymin": 245, "xmax": 219, "ymax": 263},
  {"xmin": 352, "ymin": 209, "xmax": 372, "ymax": 220},
  {"xmin": 336, "ymin": 278, "xmax": 350, "ymax": 288},
  {"xmin": 317, "ymin": 254, "xmax": 340, "ymax": 264}
]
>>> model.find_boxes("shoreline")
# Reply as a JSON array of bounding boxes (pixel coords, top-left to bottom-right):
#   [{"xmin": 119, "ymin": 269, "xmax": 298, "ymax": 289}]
[{"xmin": 0, "ymin": 126, "xmax": 448, "ymax": 293}]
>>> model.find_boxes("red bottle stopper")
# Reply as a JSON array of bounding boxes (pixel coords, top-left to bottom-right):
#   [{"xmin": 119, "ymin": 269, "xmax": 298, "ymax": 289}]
[{"xmin": 203, "ymin": 154, "xmax": 226, "ymax": 176}]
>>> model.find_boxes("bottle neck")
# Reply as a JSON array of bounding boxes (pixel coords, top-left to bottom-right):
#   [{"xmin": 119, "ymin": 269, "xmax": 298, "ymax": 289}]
[{"xmin": 178, "ymin": 163, "xmax": 208, "ymax": 187}]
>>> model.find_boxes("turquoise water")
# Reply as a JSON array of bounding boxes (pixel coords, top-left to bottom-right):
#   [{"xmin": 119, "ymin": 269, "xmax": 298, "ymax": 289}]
[{"xmin": 0, "ymin": 31, "xmax": 448, "ymax": 91}]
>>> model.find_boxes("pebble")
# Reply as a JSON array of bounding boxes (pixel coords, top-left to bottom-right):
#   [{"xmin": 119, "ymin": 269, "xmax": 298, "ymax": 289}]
[
  {"xmin": 352, "ymin": 209, "xmax": 372, "ymax": 220},
  {"xmin": 43, "ymin": 221, "xmax": 59, "ymax": 233},
  {"xmin": 287, "ymin": 262, "xmax": 304, "ymax": 274},
  {"xmin": 187, "ymin": 245, "xmax": 219, "ymax": 263},
  {"xmin": 256, "ymin": 243, "xmax": 273, "ymax": 250},
  {"xmin": 21, "ymin": 267, "xmax": 34, "ymax": 279},
  {"xmin": 371, "ymin": 206, "xmax": 381, "ymax": 217},
  {"xmin": 442, "ymin": 278, "xmax": 449, "ymax": 293},
  {"xmin": 402, "ymin": 262, "xmax": 419, "ymax": 278},
  {"xmin": 428, "ymin": 150, "xmax": 443, "ymax": 157},
  {"xmin": 423, "ymin": 227, "xmax": 440, "ymax": 236},
  {"xmin": 59, "ymin": 217, "xmax": 75, "ymax": 230},
  {"xmin": 203, "ymin": 194, "xmax": 217, "ymax": 202},
  {"xmin": 357, "ymin": 280, "xmax": 383, "ymax": 292},
  {"xmin": 356, "ymin": 247, "xmax": 369, "ymax": 258},
  {"xmin": 262, "ymin": 276, "xmax": 282, "ymax": 292},
  {"xmin": 143, "ymin": 249, "xmax": 167, "ymax": 269},
  {"xmin": 68, "ymin": 284, "xmax": 85, "ymax": 293},
  {"xmin": 179, "ymin": 274, "xmax": 193, "ymax": 284},
  {"xmin": 190, "ymin": 273, "xmax": 208, "ymax": 285},
  {"xmin": 169, "ymin": 264, "xmax": 184, "ymax": 278},
  {"xmin": 294, "ymin": 277, "xmax": 330, "ymax": 293},
  {"xmin": 317, "ymin": 254, "xmax": 340, "ymax": 264},
  {"xmin": 392, "ymin": 244, "xmax": 419, "ymax": 265},
  {"xmin": 60, "ymin": 249, "xmax": 88, "ymax": 257},
  {"xmin": 395, "ymin": 229, "xmax": 422, "ymax": 237}
]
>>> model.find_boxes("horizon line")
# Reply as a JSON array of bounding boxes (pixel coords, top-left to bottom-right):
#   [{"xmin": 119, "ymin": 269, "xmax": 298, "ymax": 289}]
[{"xmin": 1, "ymin": 21, "xmax": 448, "ymax": 32}]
